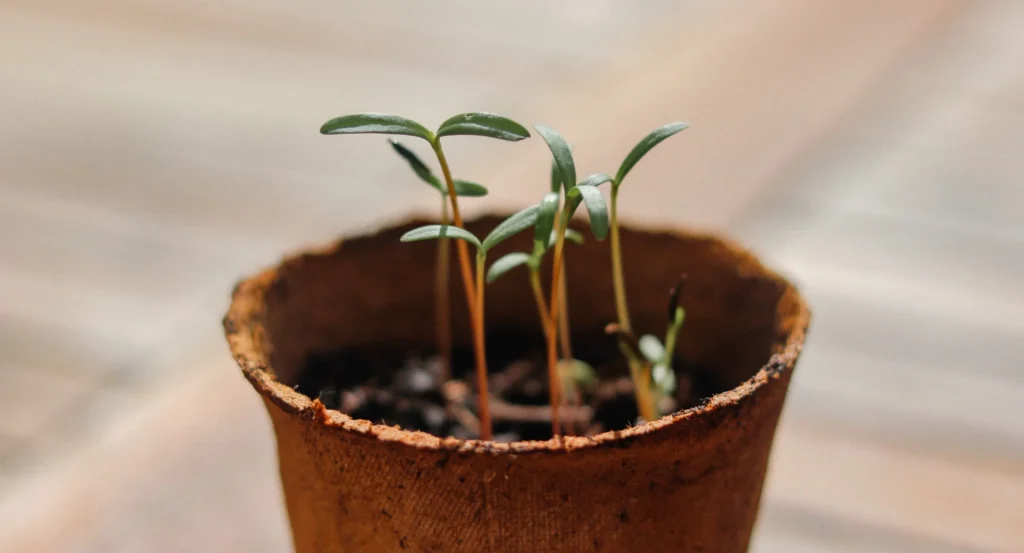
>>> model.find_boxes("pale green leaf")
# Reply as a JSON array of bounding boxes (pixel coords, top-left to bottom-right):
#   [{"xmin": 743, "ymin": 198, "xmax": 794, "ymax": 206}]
[
  {"xmin": 652, "ymin": 364, "xmax": 677, "ymax": 395},
  {"xmin": 615, "ymin": 122, "xmax": 689, "ymax": 186},
  {"xmin": 321, "ymin": 113, "xmax": 433, "ymax": 142},
  {"xmin": 546, "ymin": 228, "xmax": 585, "ymax": 248},
  {"xmin": 482, "ymin": 205, "xmax": 541, "ymax": 252},
  {"xmin": 638, "ymin": 334, "xmax": 666, "ymax": 364},
  {"xmin": 568, "ymin": 184, "xmax": 609, "ymax": 240},
  {"xmin": 486, "ymin": 252, "xmax": 531, "ymax": 283},
  {"xmin": 563, "ymin": 228, "xmax": 585, "ymax": 245},
  {"xmin": 577, "ymin": 173, "xmax": 614, "ymax": 188},
  {"xmin": 400, "ymin": 225, "xmax": 480, "ymax": 249},
  {"xmin": 534, "ymin": 192, "xmax": 560, "ymax": 245},
  {"xmin": 535, "ymin": 125, "xmax": 576, "ymax": 194},
  {"xmin": 436, "ymin": 112, "xmax": 530, "ymax": 141}
]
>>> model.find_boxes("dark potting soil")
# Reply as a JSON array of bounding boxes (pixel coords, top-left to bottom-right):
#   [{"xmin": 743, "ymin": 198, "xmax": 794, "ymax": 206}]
[{"xmin": 295, "ymin": 328, "xmax": 724, "ymax": 442}]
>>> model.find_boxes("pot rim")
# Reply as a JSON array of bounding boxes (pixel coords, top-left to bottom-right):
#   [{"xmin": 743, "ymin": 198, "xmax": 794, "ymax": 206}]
[{"xmin": 224, "ymin": 212, "xmax": 810, "ymax": 457}]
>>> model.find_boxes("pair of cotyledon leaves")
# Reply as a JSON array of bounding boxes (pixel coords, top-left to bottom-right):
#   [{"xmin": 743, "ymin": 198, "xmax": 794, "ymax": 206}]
[{"xmin": 323, "ymin": 112, "xmax": 533, "ymax": 198}]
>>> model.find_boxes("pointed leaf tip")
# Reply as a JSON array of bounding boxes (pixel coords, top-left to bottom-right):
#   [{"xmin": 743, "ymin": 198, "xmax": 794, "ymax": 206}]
[
  {"xmin": 320, "ymin": 113, "xmax": 434, "ymax": 142},
  {"xmin": 436, "ymin": 112, "xmax": 530, "ymax": 141},
  {"xmin": 535, "ymin": 125, "xmax": 576, "ymax": 195},
  {"xmin": 615, "ymin": 122, "xmax": 689, "ymax": 186}
]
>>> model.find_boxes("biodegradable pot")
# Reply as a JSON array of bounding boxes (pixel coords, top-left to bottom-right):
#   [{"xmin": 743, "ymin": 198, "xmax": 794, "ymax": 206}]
[{"xmin": 224, "ymin": 215, "xmax": 809, "ymax": 553}]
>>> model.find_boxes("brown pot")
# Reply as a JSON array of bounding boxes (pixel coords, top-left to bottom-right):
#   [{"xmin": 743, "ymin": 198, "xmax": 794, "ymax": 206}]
[{"xmin": 224, "ymin": 214, "xmax": 809, "ymax": 553}]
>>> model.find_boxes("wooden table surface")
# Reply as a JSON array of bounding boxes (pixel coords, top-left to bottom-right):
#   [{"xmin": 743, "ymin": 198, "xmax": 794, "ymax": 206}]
[{"xmin": 1, "ymin": 1, "xmax": 1021, "ymax": 552}]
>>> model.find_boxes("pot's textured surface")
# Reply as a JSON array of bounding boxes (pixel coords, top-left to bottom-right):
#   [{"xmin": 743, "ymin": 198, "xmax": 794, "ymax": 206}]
[{"xmin": 224, "ymin": 215, "xmax": 809, "ymax": 553}]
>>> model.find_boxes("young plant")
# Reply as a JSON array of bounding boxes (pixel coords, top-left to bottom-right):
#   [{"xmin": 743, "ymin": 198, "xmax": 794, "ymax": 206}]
[
  {"xmin": 533, "ymin": 125, "xmax": 611, "ymax": 436},
  {"xmin": 387, "ymin": 139, "xmax": 487, "ymax": 377},
  {"xmin": 603, "ymin": 122, "xmax": 690, "ymax": 421},
  {"xmin": 637, "ymin": 278, "xmax": 687, "ymax": 414},
  {"xmin": 486, "ymin": 166, "xmax": 592, "ymax": 433},
  {"xmin": 400, "ymin": 206, "xmax": 542, "ymax": 440},
  {"xmin": 486, "ymin": 198, "xmax": 591, "ymax": 431},
  {"xmin": 321, "ymin": 112, "xmax": 528, "ymax": 434}
]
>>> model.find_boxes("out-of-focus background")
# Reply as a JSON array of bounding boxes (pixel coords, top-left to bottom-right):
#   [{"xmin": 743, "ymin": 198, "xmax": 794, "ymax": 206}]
[{"xmin": 1, "ymin": 1, "xmax": 1021, "ymax": 551}]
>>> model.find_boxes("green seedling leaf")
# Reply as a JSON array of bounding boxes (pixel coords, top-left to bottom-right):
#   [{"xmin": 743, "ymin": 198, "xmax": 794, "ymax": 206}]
[
  {"xmin": 482, "ymin": 205, "xmax": 541, "ymax": 252},
  {"xmin": 400, "ymin": 225, "xmax": 481, "ymax": 249},
  {"xmin": 387, "ymin": 142, "xmax": 489, "ymax": 197},
  {"xmin": 567, "ymin": 184, "xmax": 609, "ymax": 240},
  {"xmin": 535, "ymin": 125, "xmax": 576, "ymax": 194},
  {"xmin": 321, "ymin": 113, "xmax": 434, "ymax": 142},
  {"xmin": 450, "ymin": 179, "xmax": 489, "ymax": 197},
  {"xmin": 615, "ymin": 122, "xmax": 689, "ymax": 186},
  {"xmin": 534, "ymin": 192, "xmax": 560, "ymax": 245},
  {"xmin": 638, "ymin": 334, "xmax": 666, "ymax": 364},
  {"xmin": 577, "ymin": 173, "xmax": 614, "ymax": 189},
  {"xmin": 546, "ymin": 228, "xmax": 585, "ymax": 248},
  {"xmin": 388, "ymin": 139, "xmax": 435, "ymax": 185},
  {"xmin": 436, "ymin": 112, "xmax": 530, "ymax": 141},
  {"xmin": 486, "ymin": 252, "xmax": 531, "ymax": 283},
  {"xmin": 550, "ymin": 161, "xmax": 562, "ymax": 194},
  {"xmin": 652, "ymin": 364, "xmax": 677, "ymax": 395},
  {"xmin": 563, "ymin": 228, "xmax": 585, "ymax": 245}
]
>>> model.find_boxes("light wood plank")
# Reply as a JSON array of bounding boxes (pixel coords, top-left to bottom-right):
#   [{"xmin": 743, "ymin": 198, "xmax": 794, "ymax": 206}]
[{"xmin": 764, "ymin": 419, "xmax": 1024, "ymax": 553}]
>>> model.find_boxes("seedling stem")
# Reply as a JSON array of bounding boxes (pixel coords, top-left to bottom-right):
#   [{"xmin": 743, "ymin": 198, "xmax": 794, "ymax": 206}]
[
  {"xmin": 431, "ymin": 141, "xmax": 478, "ymax": 312},
  {"xmin": 472, "ymin": 251, "xmax": 492, "ymax": 439}
]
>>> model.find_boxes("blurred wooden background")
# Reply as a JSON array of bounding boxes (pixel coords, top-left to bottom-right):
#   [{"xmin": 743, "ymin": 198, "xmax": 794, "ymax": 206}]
[{"xmin": 1, "ymin": 1, "xmax": 1022, "ymax": 552}]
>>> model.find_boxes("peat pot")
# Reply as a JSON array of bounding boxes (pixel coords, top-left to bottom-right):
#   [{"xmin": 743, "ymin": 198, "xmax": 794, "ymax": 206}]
[{"xmin": 224, "ymin": 214, "xmax": 810, "ymax": 553}]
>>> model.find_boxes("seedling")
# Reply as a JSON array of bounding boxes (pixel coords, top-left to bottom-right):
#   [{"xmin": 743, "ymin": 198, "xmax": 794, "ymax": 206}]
[
  {"xmin": 603, "ymin": 122, "xmax": 690, "ymax": 421},
  {"xmin": 320, "ymin": 112, "xmax": 690, "ymax": 440},
  {"xmin": 486, "ymin": 164, "xmax": 592, "ymax": 433},
  {"xmin": 639, "ymin": 278, "xmax": 687, "ymax": 413},
  {"xmin": 387, "ymin": 139, "xmax": 487, "ymax": 377},
  {"xmin": 320, "ymin": 112, "xmax": 528, "ymax": 417},
  {"xmin": 401, "ymin": 206, "xmax": 542, "ymax": 440},
  {"xmin": 533, "ymin": 125, "xmax": 611, "ymax": 435}
]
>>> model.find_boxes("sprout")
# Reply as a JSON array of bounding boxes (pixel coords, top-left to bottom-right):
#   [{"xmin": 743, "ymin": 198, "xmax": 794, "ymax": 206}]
[
  {"xmin": 601, "ymin": 123, "xmax": 689, "ymax": 422},
  {"xmin": 322, "ymin": 112, "xmax": 530, "ymax": 440},
  {"xmin": 321, "ymin": 111, "xmax": 692, "ymax": 440},
  {"xmin": 400, "ymin": 206, "xmax": 540, "ymax": 440},
  {"xmin": 637, "ymin": 277, "xmax": 688, "ymax": 414}
]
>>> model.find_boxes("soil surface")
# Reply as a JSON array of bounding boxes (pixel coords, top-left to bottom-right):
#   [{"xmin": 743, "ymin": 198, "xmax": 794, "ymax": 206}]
[{"xmin": 295, "ymin": 328, "xmax": 724, "ymax": 441}]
